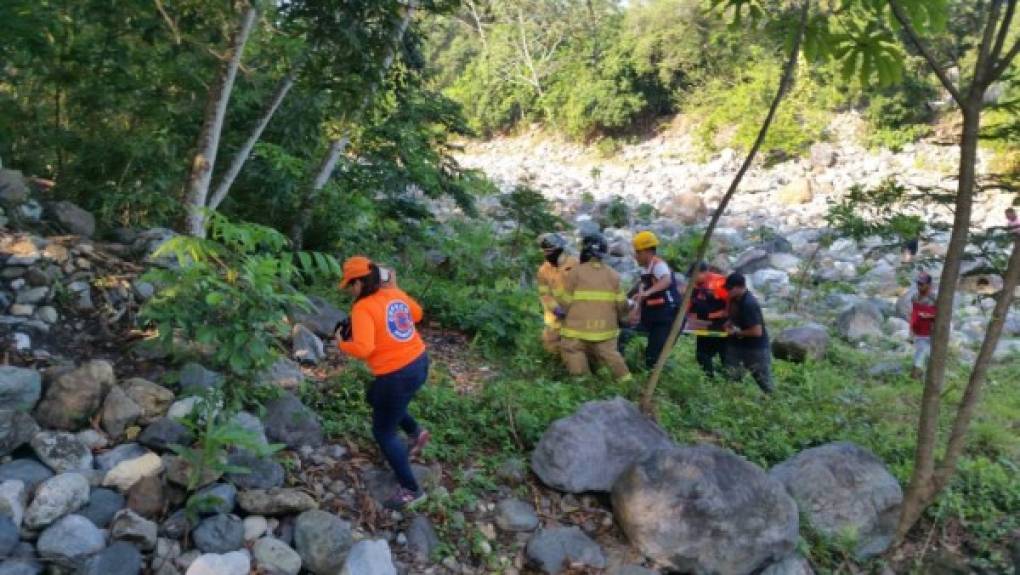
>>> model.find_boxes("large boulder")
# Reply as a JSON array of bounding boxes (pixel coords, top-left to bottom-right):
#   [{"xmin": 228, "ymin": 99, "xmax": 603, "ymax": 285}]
[
  {"xmin": 612, "ymin": 445, "xmax": 799, "ymax": 574},
  {"xmin": 34, "ymin": 360, "xmax": 114, "ymax": 430},
  {"xmin": 769, "ymin": 442, "xmax": 902, "ymax": 558},
  {"xmin": 30, "ymin": 431, "xmax": 93, "ymax": 473},
  {"xmin": 531, "ymin": 398, "xmax": 673, "ymax": 493},
  {"xmin": 661, "ymin": 192, "xmax": 707, "ymax": 225},
  {"xmin": 257, "ymin": 358, "xmax": 306, "ymax": 389},
  {"xmin": 50, "ymin": 201, "xmax": 96, "ymax": 237},
  {"xmin": 0, "ymin": 170, "xmax": 29, "ymax": 204},
  {"xmin": 101, "ymin": 386, "xmax": 143, "ymax": 439},
  {"xmin": 121, "ymin": 378, "xmax": 174, "ymax": 425},
  {"xmin": 264, "ymin": 393, "xmax": 323, "ymax": 449},
  {"xmin": 525, "ymin": 526, "xmax": 606, "ymax": 574},
  {"xmin": 836, "ymin": 302, "xmax": 884, "ymax": 341},
  {"xmin": 772, "ymin": 324, "xmax": 829, "ymax": 363},
  {"xmin": 294, "ymin": 509, "xmax": 353, "ymax": 575},
  {"xmin": 292, "ymin": 325, "xmax": 325, "ymax": 366},
  {"xmin": 36, "ymin": 514, "xmax": 106, "ymax": 567},
  {"xmin": 734, "ymin": 248, "xmax": 772, "ymax": 275},
  {"xmin": 340, "ymin": 540, "xmax": 396, "ymax": 575},
  {"xmin": 0, "ymin": 459, "xmax": 52, "ymax": 492},
  {"xmin": 0, "ymin": 366, "xmax": 41, "ymax": 411},
  {"xmin": 291, "ymin": 296, "xmax": 346, "ymax": 338}
]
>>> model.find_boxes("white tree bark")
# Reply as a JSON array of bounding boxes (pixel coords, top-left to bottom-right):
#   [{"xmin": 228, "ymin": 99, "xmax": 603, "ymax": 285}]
[{"xmin": 185, "ymin": 5, "xmax": 258, "ymax": 237}]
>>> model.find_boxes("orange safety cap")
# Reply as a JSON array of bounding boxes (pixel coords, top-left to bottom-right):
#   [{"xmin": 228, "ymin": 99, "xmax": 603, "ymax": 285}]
[{"xmin": 340, "ymin": 256, "xmax": 373, "ymax": 288}]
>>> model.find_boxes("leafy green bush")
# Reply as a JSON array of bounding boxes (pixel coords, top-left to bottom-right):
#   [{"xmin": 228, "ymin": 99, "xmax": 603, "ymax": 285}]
[
  {"xmin": 141, "ymin": 213, "xmax": 338, "ymax": 389},
  {"xmin": 862, "ymin": 74, "xmax": 936, "ymax": 150}
]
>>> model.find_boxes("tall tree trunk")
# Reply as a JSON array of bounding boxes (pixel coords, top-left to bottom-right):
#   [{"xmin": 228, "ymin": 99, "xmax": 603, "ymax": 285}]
[
  {"xmin": 209, "ymin": 64, "xmax": 300, "ymax": 210},
  {"xmin": 895, "ymin": 102, "xmax": 982, "ymax": 540},
  {"xmin": 184, "ymin": 5, "xmax": 258, "ymax": 237},
  {"xmin": 289, "ymin": 8, "xmax": 413, "ymax": 250},
  {"xmin": 639, "ymin": 0, "xmax": 810, "ymax": 414}
]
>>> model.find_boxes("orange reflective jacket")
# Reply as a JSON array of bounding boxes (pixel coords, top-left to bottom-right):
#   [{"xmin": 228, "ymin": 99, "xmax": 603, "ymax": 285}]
[{"xmin": 338, "ymin": 287, "xmax": 426, "ymax": 376}]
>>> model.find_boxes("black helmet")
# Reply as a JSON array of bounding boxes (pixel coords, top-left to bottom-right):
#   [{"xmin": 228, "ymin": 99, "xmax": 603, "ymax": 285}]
[
  {"xmin": 580, "ymin": 233, "xmax": 608, "ymax": 262},
  {"xmin": 538, "ymin": 233, "xmax": 567, "ymax": 251}
]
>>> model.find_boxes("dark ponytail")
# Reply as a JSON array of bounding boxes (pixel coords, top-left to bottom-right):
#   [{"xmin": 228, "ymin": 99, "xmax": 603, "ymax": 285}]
[{"xmin": 354, "ymin": 264, "xmax": 382, "ymax": 300}]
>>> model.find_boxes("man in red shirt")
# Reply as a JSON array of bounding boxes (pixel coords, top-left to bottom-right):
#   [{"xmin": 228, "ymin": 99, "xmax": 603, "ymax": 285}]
[{"xmin": 910, "ymin": 271, "xmax": 937, "ymax": 381}]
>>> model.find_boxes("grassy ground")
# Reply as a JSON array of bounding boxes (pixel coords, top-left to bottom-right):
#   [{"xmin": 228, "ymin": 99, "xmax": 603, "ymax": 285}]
[{"xmin": 303, "ymin": 315, "xmax": 1020, "ymax": 573}]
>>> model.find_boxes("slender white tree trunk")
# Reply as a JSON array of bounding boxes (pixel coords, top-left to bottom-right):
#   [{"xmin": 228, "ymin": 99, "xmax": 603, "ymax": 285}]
[{"xmin": 185, "ymin": 5, "xmax": 258, "ymax": 237}]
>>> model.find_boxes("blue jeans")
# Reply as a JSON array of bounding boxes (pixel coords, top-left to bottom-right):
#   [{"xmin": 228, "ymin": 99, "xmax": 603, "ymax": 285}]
[{"xmin": 368, "ymin": 353, "xmax": 429, "ymax": 492}]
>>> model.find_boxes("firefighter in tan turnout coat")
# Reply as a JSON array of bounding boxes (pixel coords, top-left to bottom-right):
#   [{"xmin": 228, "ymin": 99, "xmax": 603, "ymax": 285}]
[
  {"xmin": 536, "ymin": 233, "xmax": 578, "ymax": 354},
  {"xmin": 556, "ymin": 233, "xmax": 632, "ymax": 381}
]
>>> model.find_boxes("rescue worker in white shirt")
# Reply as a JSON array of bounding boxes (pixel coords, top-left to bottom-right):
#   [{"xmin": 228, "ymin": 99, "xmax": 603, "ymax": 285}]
[
  {"xmin": 627, "ymin": 230, "xmax": 681, "ymax": 369},
  {"xmin": 536, "ymin": 233, "xmax": 578, "ymax": 355},
  {"xmin": 555, "ymin": 233, "xmax": 632, "ymax": 381}
]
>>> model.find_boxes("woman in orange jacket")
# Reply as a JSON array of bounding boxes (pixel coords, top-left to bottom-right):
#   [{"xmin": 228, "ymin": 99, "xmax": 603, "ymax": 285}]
[{"xmin": 337, "ymin": 256, "xmax": 431, "ymax": 510}]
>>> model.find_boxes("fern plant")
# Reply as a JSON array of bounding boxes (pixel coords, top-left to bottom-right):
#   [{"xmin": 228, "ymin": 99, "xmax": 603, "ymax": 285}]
[{"xmin": 140, "ymin": 212, "xmax": 339, "ymax": 389}]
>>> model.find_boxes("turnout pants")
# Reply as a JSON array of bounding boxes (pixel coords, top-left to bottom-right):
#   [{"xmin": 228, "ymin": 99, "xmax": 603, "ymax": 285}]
[
  {"xmin": 542, "ymin": 326, "xmax": 561, "ymax": 354},
  {"xmin": 724, "ymin": 344, "xmax": 774, "ymax": 394},
  {"xmin": 561, "ymin": 337, "xmax": 631, "ymax": 381},
  {"xmin": 368, "ymin": 353, "xmax": 429, "ymax": 492}
]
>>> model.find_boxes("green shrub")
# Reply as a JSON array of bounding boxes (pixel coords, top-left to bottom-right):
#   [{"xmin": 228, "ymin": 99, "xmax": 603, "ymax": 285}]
[{"xmin": 862, "ymin": 74, "xmax": 936, "ymax": 150}]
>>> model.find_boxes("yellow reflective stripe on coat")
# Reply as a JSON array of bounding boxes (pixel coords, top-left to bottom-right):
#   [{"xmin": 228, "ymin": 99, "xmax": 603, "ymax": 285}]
[
  {"xmin": 571, "ymin": 290, "xmax": 624, "ymax": 302},
  {"xmin": 560, "ymin": 327, "xmax": 621, "ymax": 341}
]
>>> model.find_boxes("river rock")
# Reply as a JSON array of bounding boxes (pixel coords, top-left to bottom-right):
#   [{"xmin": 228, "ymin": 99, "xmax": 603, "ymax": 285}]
[
  {"xmin": 178, "ymin": 364, "xmax": 222, "ymax": 397},
  {"xmin": 769, "ymin": 442, "xmax": 902, "ymax": 558},
  {"xmin": 294, "ymin": 509, "xmax": 353, "ymax": 575},
  {"xmin": 0, "ymin": 516, "xmax": 18, "ymax": 557},
  {"xmin": 0, "ymin": 366, "xmax": 41, "ymax": 411},
  {"xmin": 406, "ymin": 515, "xmax": 440, "ymax": 562},
  {"xmin": 772, "ymin": 324, "xmax": 830, "ymax": 362},
  {"xmin": 110, "ymin": 508, "xmax": 158, "ymax": 550},
  {"xmin": 762, "ymin": 554, "xmax": 815, "ymax": 575},
  {"xmin": 138, "ymin": 418, "xmax": 194, "ymax": 452},
  {"xmin": 292, "ymin": 325, "xmax": 325, "ymax": 365},
  {"xmin": 531, "ymin": 397, "xmax": 672, "ymax": 493},
  {"xmin": 734, "ymin": 248, "xmax": 772, "ymax": 275},
  {"xmin": 192, "ymin": 514, "xmax": 244, "ymax": 553},
  {"xmin": 224, "ymin": 450, "xmax": 285, "ymax": 489},
  {"xmin": 34, "ymin": 360, "xmax": 114, "ymax": 430},
  {"xmin": 96, "ymin": 443, "xmax": 150, "ymax": 473},
  {"xmin": 253, "ymin": 537, "xmax": 302, "ymax": 575},
  {"xmin": 496, "ymin": 498, "xmax": 539, "ymax": 532},
  {"xmin": 237, "ymin": 488, "xmax": 317, "ymax": 516},
  {"xmin": 341, "ymin": 540, "xmax": 395, "ymax": 575},
  {"xmin": 778, "ymin": 178, "xmax": 813, "ymax": 205},
  {"xmin": 81, "ymin": 541, "xmax": 143, "ymax": 575},
  {"xmin": 36, "ymin": 514, "xmax": 106, "ymax": 566},
  {"xmin": 101, "ymin": 386, "xmax": 143, "ymax": 439},
  {"xmin": 79, "ymin": 487, "xmax": 125, "ymax": 528},
  {"xmin": 0, "ymin": 560, "xmax": 42, "ymax": 575},
  {"xmin": 103, "ymin": 452, "xmax": 163, "ymax": 492},
  {"xmin": 190, "ymin": 483, "xmax": 236, "ymax": 516},
  {"xmin": 127, "ymin": 474, "xmax": 165, "ymax": 518},
  {"xmin": 24, "ymin": 472, "xmax": 90, "ymax": 529},
  {"xmin": 612, "ymin": 445, "xmax": 799, "ymax": 574},
  {"xmin": 30, "ymin": 431, "xmax": 93, "ymax": 473},
  {"xmin": 264, "ymin": 393, "xmax": 323, "ymax": 449},
  {"xmin": 121, "ymin": 378, "xmax": 174, "ymax": 425},
  {"xmin": 0, "ymin": 410, "xmax": 39, "ymax": 456},
  {"xmin": 0, "ymin": 460, "xmax": 52, "ymax": 492},
  {"xmin": 525, "ymin": 526, "xmax": 606, "ymax": 574},
  {"xmin": 836, "ymin": 302, "xmax": 884, "ymax": 341},
  {"xmin": 243, "ymin": 515, "xmax": 267, "ymax": 541},
  {"xmin": 0, "ymin": 480, "xmax": 27, "ymax": 528},
  {"xmin": 259, "ymin": 358, "xmax": 306, "ymax": 389},
  {"xmin": 50, "ymin": 201, "xmax": 96, "ymax": 237},
  {"xmin": 185, "ymin": 550, "xmax": 251, "ymax": 575},
  {"xmin": 662, "ymin": 192, "xmax": 707, "ymax": 225}
]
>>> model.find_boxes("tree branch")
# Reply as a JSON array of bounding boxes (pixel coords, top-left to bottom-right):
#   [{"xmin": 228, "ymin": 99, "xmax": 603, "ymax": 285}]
[
  {"xmin": 989, "ymin": 0, "xmax": 1016, "ymax": 64},
  {"xmin": 888, "ymin": 0, "xmax": 964, "ymax": 105},
  {"xmin": 973, "ymin": 0, "xmax": 1005, "ymax": 91}
]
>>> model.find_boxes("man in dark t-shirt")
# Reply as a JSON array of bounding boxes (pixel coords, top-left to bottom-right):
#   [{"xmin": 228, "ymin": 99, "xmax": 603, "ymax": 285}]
[{"xmin": 722, "ymin": 273, "xmax": 774, "ymax": 394}]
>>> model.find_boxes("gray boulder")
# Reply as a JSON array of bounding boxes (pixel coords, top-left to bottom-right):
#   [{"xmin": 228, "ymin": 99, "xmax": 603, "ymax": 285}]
[
  {"xmin": 0, "ymin": 410, "xmax": 38, "ymax": 456},
  {"xmin": 121, "ymin": 378, "xmax": 174, "ymax": 425},
  {"xmin": 30, "ymin": 431, "xmax": 93, "ymax": 473},
  {"xmin": 0, "ymin": 516, "xmax": 18, "ymax": 558},
  {"xmin": 0, "ymin": 560, "xmax": 42, "ymax": 575},
  {"xmin": 525, "ymin": 526, "xmax": 606, "ymax": 574},
  {"xmin": 762, "ymin": 554, "xmax": 815, "ymax": 575},
  {"xmin": 178, "ymin": 363, "xmax": 223, "ymax": 397},
  {"xmin": 34, "ymin": 360, "xmax": 114, "ymax": 430},
  {"xmin": 0, "ymin": 367, "xmax": 41, "ymax": 411},
  {"xmin": 224, "ymin": 450, "xmax": 284, "ymax": 490},
  {"xmin": 253, "ymin": 537, "xmax": 302, "ymax": 575},
  {"xmin": 772, "ymin": 324, "xmax": 829, "ymax": 363},
  {"xmin": 292, "ymin": 296, "xmax": 346, "ymax": 338},
  {"xmin": 237, "ymin": 488, "xmax": 317, "ymax": 516},
  {"xmin": 50, "ymin": 201, "xmax": 96, "ymax": 237},
  {"xmin": 264, "ymin": 393, "xmax": 323, "ymax": 449},
  {"xmin": 101, "ymin": 386, "xmax": 143, "ymax": 439},
  {"xmin": 292, "ymin": 325, "xmax": 325, "ymax": 365},
  {"xmin": 340, "ymin": 540, "xmax": 395, "ymax": 575},
  {"xmin": 495, "ymin": 498, "xmax": 539, "ymax": 532},
  {"xmin": 294, "ymin": 509, "xmax": 353, "ymax": 575},
  {"xmin": 405, "ymin": 515, "xmax": 440, "ymax": 562},
  {"xmin": 79, "ymin": 488, "xmax": 125, "ymax": 528},
  {"xmin": 734, "ymin": 248, "xmax": 772, "ymax": 275},
  {"xmin": 184, "ymin": 550, "xmax": 250, "ymax": 575},
  {"xmin": 189, "ymin": 483, "xmax": 237, "ymax": 516},
  {"xmin": 257, "ymin": 358, "xmax": 305, "ymax": 389},
  {"xmin": 138, "ymin": 417, "xmax": 194, "ymax": 452},
  {"xmin": 36, "ymin": 514, "xmax": 106, "ymax": 566},
  {"xmin": 192, "ymin": 514, "xmax": 244, "ymax": 553},
  {"xmin": 24, "ymin": 472, "xmax": 90, "ymax": 529},
  {"xmin": 0, "ymin": 480, "xmax": 27, "ymax": 528},
  {"xmin": 612, "ymin": 445, "xmax": 799, "ymax": 574},
  {"xmin": 531, "ymin": 397, "xmax": 673, "ymax": 493},
  {"xmin": 836, "ymin": 302, "xmax": 884, "ymax": 341},
  {"xmin": 769, "ymin": 442, "xmax": 902, "ymax": 558},
  {"xmin": 95, "ymin": 443, "xmax": 150, "ymax": 473}
]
